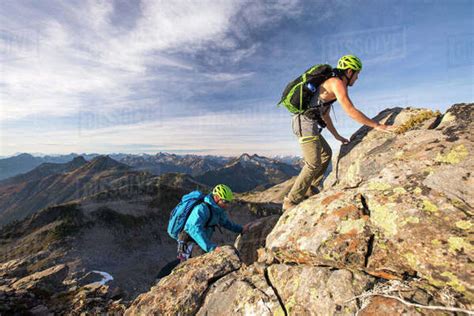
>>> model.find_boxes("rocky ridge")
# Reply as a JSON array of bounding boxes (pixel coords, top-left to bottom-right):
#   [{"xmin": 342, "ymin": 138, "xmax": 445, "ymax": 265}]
[
  {"xmin": 0, "ymin": 155, "xmax": 139, "ymax": 227},
  {"xmin": 196, "ymin": 153, "xmax": 300, "ymax": 192},
  {"xmin": 126, "ymin": 103, "xmax": 473, "ymax": 315},
  {"xmin": 118, "ymin": 152, "xmax": 231, "ymax": 176}
]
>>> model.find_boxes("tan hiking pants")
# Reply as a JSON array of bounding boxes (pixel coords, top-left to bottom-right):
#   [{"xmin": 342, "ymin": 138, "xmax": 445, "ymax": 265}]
[{"xmin": 287, "ymin": 134, "xmax": 332, "ymax": 204}]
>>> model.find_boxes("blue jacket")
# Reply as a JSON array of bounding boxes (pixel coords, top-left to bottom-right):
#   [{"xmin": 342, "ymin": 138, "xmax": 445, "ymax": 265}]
[{"xmin": 184, "ymin": 194, "xmax": 243, "ymax": 252}]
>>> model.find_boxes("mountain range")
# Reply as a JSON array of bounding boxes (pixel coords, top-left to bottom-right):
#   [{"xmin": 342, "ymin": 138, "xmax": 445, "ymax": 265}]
[
  {"xmin": 0, "ymin": 153, "xmax": 99, "ymax": 181},
  {"xmin": 0, "ymin": 156, "xmax": 147, "ymax": 227},
  {"xmin": 0, "ymin": 153, "xmax": 298, "ymax": 227},
  {"xmin": 196, "ymin": 153, "xmax": 300, "ymax": 192},
  {"xmin": 0, "ymin": 152, "xmax": 302, "ymax": 181},
  {"xmin": 118, "ymin": 153, "xmax": 230, "ymax": 176}
]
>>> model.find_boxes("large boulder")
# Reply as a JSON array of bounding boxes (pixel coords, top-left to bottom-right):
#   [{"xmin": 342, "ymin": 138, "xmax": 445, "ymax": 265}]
[
  {"xmin": 234, "ymin": 215, "xmax": 280, "ymax": 265},
  {"xmin": 267, "ymin": 264, "xmax": 373, "ymax": 315},
  {"xmin": 125, "ymin": 246, "xmax": 241, "ymax": 316},
  {"xmin": 267, "ymin": 104, "xmax": 473, "ymax": 305},
  {"xmin": 324, "ymin": 107, "xmax": 443, "ymax": 189},
  {"xmin": 266, "ymin": 190, "xmax": 372, "ymax": 269},
  {"xmin": 197, "ymin": 263, "xmax": 285, "ymax": 315}
]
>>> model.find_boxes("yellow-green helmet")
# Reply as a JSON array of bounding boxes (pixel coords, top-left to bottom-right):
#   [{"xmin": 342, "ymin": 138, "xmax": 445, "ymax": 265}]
[
  {"xmin": 212, "ymin": 184, "xmax": 234, "ymax": 202},
  {"xmin": 337, "ymin": 55, "xmax": 362, "ymax": 71}
]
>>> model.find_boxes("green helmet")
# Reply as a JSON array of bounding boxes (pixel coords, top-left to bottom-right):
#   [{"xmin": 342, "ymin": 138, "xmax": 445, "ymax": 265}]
[
  {"xmin": 337, "ymin": 55, "xmax": 363, "ymax": 71},
  {"xmin": 212, "ymin": 184, "xmax": 234, "ymax": 202}
]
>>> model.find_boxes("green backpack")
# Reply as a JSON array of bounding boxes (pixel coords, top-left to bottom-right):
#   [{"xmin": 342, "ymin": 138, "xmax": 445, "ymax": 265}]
[{"xmin": 278, "ymin": 64, "xmax": 335, "ymax": 114}]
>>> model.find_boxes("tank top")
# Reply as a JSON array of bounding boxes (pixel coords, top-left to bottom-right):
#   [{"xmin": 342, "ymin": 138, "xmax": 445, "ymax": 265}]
[{"xmin": 291, "ymin": 87, "xmax": 336, "ymax": 137}]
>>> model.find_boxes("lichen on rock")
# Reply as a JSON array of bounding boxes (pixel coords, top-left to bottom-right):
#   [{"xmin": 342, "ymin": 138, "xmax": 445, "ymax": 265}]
[
  {"xmin": 435, "ymin": 144, "xmax": 469, "ymax": 164},
  {"xmin": 422, "ymin": 199, "xmax": 438, "ymax": 213},
  {"xmin": 395, "ymin": 109, "xmax": 441, "ymax": 134},
  {"xmin": 455, "ymin": 220, "xmax": 472, "ymax": 230},
  {"xmin": 369, "ymin": 203, "xmax": 399, "ymax": 236},
  {"xmin": 448, "ymin": 236, "xmax": 473, "ymax": 254}
]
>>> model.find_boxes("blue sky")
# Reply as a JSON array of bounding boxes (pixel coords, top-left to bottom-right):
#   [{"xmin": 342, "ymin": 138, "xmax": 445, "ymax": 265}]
[{"xmin": 0, "ymin": 0, "xmax": 472, "ymax": 157}]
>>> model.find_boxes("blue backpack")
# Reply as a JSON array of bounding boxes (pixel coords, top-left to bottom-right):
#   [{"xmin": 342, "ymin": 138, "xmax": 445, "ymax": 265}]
[{"xmin": 167, "ymin": 191, "xmax": 210, "ymax": 240}]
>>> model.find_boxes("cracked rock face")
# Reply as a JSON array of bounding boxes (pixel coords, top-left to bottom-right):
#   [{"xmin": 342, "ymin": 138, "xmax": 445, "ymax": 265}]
[
  {"xmin": 267, "ymin": 264, "xmax": 373, "ymax": 315},
  {"xmin": 266, "ymin": 191, "xmax": 372, "ymax": 269},
  {"xmin": 125, "ymin": 246, "xmax": 241, "ymax": 316},
  {"xmin": 269, "ymin": 104, "xmax": 473, "ymax": 304},
  {"xmin": 234, "ymin": 215, "xmax": 280, "ymax": 265},
  {"xmin": 197, "ymin": 264, "xmax": 284, "ymax": 316}
]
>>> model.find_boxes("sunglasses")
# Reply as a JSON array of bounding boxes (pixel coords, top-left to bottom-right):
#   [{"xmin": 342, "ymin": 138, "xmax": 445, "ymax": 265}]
[{"xmin": 220, "ymin": 199, "xmax": 230, "ymax": 205}]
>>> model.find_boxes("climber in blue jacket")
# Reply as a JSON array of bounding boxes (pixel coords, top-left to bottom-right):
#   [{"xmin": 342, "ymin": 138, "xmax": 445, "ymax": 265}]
[{"xmin": 177, "ymin": 184, "xmax": 251, "ymax": 261}]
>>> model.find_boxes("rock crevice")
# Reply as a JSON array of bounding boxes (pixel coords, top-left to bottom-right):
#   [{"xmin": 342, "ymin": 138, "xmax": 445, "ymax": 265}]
[{"xmin": 263, "ymin": 266, "xmax": 288, "ymax": 316}]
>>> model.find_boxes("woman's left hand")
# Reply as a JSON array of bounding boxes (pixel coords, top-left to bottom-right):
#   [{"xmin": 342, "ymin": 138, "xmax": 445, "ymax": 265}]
[
  {"xmin": 336, "ymin": 136, "xmax": 350, "ymax": 144},
  {"xmin": 242, "ymin": 223, "xmax": 253, "ymax": 234}
]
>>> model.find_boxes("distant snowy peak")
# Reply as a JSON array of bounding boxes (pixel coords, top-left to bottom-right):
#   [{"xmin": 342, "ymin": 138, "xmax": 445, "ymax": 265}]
[
  {"xmin": 240, "ymin": 153, "xmax": 251, "ymax": 160},
  {"xmin": 196, "ymin": 153, "xmax": 300, "ymax": 192},
  {"xmin": 272, "ymin": 155, "xmax": 303, "ymax": 167},
  {"xmin": 119, "ymin": 153, "xmax": 231, "ymax": 177},
  {"xmin": 229, "ymin": 153, "xmax": 282, "ymax": 168}
]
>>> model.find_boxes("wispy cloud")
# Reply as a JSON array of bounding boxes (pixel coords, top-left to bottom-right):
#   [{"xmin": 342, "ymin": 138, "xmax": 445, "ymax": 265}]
[{"xmin": 0, "ymin": 0, "xmax": 301, "ymax": 122}]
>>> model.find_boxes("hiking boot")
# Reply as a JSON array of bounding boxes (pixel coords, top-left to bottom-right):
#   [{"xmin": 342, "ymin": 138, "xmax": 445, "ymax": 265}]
[
  {"xmin": 305, "ymin": 185, "xmax": 321, "ymax": 198},
  {"xmin": 282, "ymin": 197, "xmax": 298, "ymax": 212}
]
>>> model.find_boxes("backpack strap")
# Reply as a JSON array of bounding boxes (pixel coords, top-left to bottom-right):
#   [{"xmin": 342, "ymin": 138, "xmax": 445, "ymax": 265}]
[
  {"xmin": 203, "ymin": 203, "xmax": 213, "ymax": 228},
  {"xmin": 181, "ymin": 197, "xmax": 206, "ymax": 231},
  {"xmin": 202, "ymin": 203, "xmax": 223, "ymax": 233},
  {"xmin": 331, "ymin": 68, "xmax": 345, "ymax": 79},
  {"xmin": 297, "ymin": 114, "xmax": 303, "ymax": 137},
  {"xmin": 180, "ymin": 200, "xmax": 213, "ymax": 238}
]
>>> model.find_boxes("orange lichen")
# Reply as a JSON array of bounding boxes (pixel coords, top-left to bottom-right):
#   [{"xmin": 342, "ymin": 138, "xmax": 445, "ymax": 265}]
[
  {"xmin": 332, "ymin": 205, "xmax": 359, "ymax": 218},
  {"xmin": 367, "ymin": 271, "xmax": 400, "ymax": 280},
  {"xmin": 321, "ymin": 192, "xmax": 344, "ymax": 206}
]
